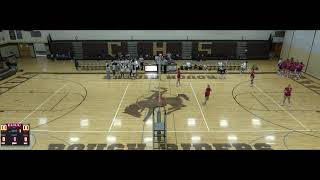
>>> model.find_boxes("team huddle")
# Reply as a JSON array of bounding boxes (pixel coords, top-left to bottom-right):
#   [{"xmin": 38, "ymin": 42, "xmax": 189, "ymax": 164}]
[
  {"xmin": 277, "ymin": 57, "xmax": 304, "ymax": 79},
  {"xmin": 105, "ymin": 56, "xmax": 144, "ymax": 79}
]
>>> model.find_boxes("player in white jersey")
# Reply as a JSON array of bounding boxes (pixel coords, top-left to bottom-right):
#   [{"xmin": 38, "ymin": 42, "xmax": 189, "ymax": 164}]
[
  {"xmin": 240, "ymin": 61, "xmax": 248, "ymax": 74},
  {"xmin": 217, "ymin": 61, "xmax": 226, "ymax": 79}
]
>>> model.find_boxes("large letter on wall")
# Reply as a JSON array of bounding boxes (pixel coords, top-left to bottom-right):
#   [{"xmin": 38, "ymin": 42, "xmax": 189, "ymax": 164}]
[
  {"xmin": 198, "ymin": 42, "xmax": 212, "ymax": 54},
  {"xmin": 108, "ymin": 42, "xmax": 122, "ymax": 56},
  {"xmin": 153, "ymin": 42, "xmax": 167, "ymax": 56}
]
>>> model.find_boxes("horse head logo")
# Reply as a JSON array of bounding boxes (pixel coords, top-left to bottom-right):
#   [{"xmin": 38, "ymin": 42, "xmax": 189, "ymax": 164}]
[{"xmin": 124, "ymin": 88, "xmax": 190, "ymax": 121}]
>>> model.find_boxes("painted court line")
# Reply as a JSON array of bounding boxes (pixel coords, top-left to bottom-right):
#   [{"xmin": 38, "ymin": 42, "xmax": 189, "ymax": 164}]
[
  {"xmin": 31, "ymin": 129, "xmax": 314, "ymax": 133},
  {"xmin": 0, "ymin": 117, "xmax": 39, "ymax": 120},
  {"xmin": 254, "ymin": 84, "xmax": 309, "ymax": 130},
  {"xmin": 189, "ymin": 82, "xmax": 210, "ymax": 131},
  {"xmin": 87, "ymin": 81, "xmax": 235, "ymax": 84},
  {"xmin": 19, "ymin": 84, "xmax": 68, "ymax": 123},
  {"xmin": 107, "ymin": 83, "xmax": 130, "ymax": 133}
]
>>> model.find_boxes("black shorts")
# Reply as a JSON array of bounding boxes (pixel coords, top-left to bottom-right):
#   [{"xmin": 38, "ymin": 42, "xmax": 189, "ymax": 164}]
[{"xmin": 218, "ymin": 69, "xmax": 226, "ymax": 74}]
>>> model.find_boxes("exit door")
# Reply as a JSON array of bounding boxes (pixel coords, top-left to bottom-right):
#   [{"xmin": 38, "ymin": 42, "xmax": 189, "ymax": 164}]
[{"xmin": 18, "ymin": 43, "xmax": 32, "ymax": 58}]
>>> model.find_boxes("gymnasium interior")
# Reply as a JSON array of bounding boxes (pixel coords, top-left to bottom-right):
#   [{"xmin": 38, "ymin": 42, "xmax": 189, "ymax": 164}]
[{"xmin": 1, "ymin": 30, "xmax": 320, "ymax": 150}]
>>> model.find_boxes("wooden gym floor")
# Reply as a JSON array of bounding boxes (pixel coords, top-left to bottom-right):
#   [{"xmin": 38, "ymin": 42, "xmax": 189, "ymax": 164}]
[{"xmin": 1, "ymin": 58, "xmax": 320, "ymax": 150}]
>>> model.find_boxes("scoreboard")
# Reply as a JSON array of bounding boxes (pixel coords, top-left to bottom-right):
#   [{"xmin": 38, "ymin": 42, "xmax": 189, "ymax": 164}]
[{"xmin": 1, "ymin": 123, "xmax": 30, "ymax": 146}]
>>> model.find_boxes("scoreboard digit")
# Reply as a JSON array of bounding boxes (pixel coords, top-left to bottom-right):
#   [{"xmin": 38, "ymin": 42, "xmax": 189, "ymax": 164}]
[
  {"xmin": 23, "ymin": 125, "xmax": 29, "ymax": 131},
  {"xmin": 1, "ymin": 137, "xmax": 5, "ymax": 145},
  {"xmin": 0, "ymin": 123, "xmax": 30, "ymax": 146},
  {"xmin": 0, "ymin": 124, "xmax": 7, "ymax": 131}
]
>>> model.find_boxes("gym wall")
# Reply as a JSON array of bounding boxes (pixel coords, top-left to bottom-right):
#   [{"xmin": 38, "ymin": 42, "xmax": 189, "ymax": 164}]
[
  {"xmin": 281, "ymin": 30, "xmax": 320, "ymax": 79},
  {"xmin": 2, "ymin": 30, "xmax": 275, "ymax": 42},
  {"xmin": 280, "ymin": 30, "xmax": 294, "ymax": 59},
  {"xmin": 2, "ymin": 30, "xmax": 48, "ymax": 43},
  {"xmin": 0, "ymin": 45, "xmax": 20, "ymax": 57},
  {"xmin": 0, "ymin": 31, "xmax": 7, "ymax": 45},
  {"xmin": 49, "ymin": 40, "xmax": 271, "ymax": 60},
  {"xmin": 289, "ymin": 31, "xmax": 314, "ymax": 65},
  {"xmin": 305, "ymin": 31, "xmax": 320, "ymax": 78},
  {"xmin": 0, "ymin": 31, "xmax": 49, "ymax": 58},
  {"xmin": 47, "ymin": 30, "xmax": 275, "ymax": 41},
  {"xmin": 0, "ymin": 30, "xmax": 276, "ymax": 60}
]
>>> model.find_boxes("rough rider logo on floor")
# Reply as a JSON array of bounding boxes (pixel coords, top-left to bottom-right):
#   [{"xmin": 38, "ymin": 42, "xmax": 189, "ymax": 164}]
[
  {"xmin": 124, "ymin": 87, "xmax": 190, "ymax": 121},
  {"xmin": 117, "ymin": 75, "xmax": 217, "ymax": 80},
  {"xmin": 166, "ymin": 75, "xmax": 217, "ymax": 79},
  {"xmin": 48, "ymin": 143, "xmax": 273, "ymax": 150}
]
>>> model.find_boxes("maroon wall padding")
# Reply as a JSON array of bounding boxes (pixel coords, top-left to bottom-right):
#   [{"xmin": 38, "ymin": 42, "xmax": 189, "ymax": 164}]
[
  {"xmin": 212, "ymin": 41, "xmax": 237, "ymax": 59},
  {"xmin": 83, "ymin": 41, "xmax": 107, "ymax": 59},
  {"xmin": 167, "ymin": 42, "xmax": 182, "ymax": 57},
  {"xmin": 137, "ymin": 42, "xmax": 153, "ymax": 57},
  {"xmin": 246, "ymin": 41, "xmax": 270, "ymax": 59},
  {"xmin": 49, "ymin": 40, "xmax": 270, "ymax": 60}
]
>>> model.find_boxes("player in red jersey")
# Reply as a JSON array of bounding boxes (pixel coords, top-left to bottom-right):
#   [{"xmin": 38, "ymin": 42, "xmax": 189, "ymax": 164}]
[
  {"xmin": 296, "ymin": 62, "xmax": 304, "ymax": 80},
  {"xmin": 250, "ymin": 69, "xmax": 255, "ymax": 87},
  {"xmin": 289, "ymin": 61, "xmax": 296, "ymax": 78},
  {"xmin": 203, "ymin": 84, "xmax": 212, "ymax": 105},
  {"xmin": 282, "ymin": 59, "xmax": 287, "ymax": 77},
  {"xmin": 176, "ymin": 68, "xmax": 181, "ymax": 87},
  {"xmin": 285, "ymin": 60, "xmax": 291, "ymax": 77},
  {"xmin": 282, "ymin": 84, "xmax": 292, "ymax": 106}
]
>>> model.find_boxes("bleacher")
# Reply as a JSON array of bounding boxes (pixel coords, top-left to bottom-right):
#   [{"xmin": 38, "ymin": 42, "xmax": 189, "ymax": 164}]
[
  {"xmin": 0, "ymin": 53, "xmax": 17, "ymax": 80},
  {"xmin": 77, "ymin": 60, "xmax": 108, "ymax": 70},
  {"xmin": 0, "ymin": 68, "xmax": 16, "ymax": 80}
]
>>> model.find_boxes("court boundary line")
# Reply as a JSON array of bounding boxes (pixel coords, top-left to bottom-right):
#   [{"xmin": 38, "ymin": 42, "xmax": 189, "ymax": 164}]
[
  {"xmin": 49, "ymin": 92, "xmax": 69, "ymax": 111},
  {"xmin": 107, "ymin": 83, "xmax": 130, "ymax": 133},
  {"xmin": 234, "ymin": 92, "xmax": 319, "ymax": 112},
  {"xmin": 31, "ymin": 129, "xmax": 315, "ymax": 133},
  {"xmin": 19, "ymin": 83, "xmax": 68, "ymax": 123},
  {"xmin": 3, "ymin": 73, "xmax": 318, "ymax": 143},
  {"xmin": 0, "ymin": 74, "xmax": 38, "ymax": 96},
  {"xmin": 290, "ymin": 76, "xmax": 320, "ymax": 96},
  {"xmin": 254, "ymin": 84, "xmax": 309, "ymax": 130},
  {"xmin": 189, "ymin": 82, "xmax": 210, "ymax": 131},
  {"xmin": 250, "ymin": 92, "xmax": 270, "ymax": 111},
  {"xmin": 86, "ymin": 81, "xmax": 235, "ymax": 84}
]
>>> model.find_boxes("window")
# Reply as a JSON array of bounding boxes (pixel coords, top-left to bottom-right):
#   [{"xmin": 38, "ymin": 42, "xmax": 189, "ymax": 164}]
[
  {"xmin": 30, "ymin": 31, "xmax": 41, "ymax": 37},
  {"xmin": 16, "ymin": 30, "xmax": 23, "ymax": 39},
  {"xmin": 9, "ymin": 30, "xmax": 16, "ymax": 40}
]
